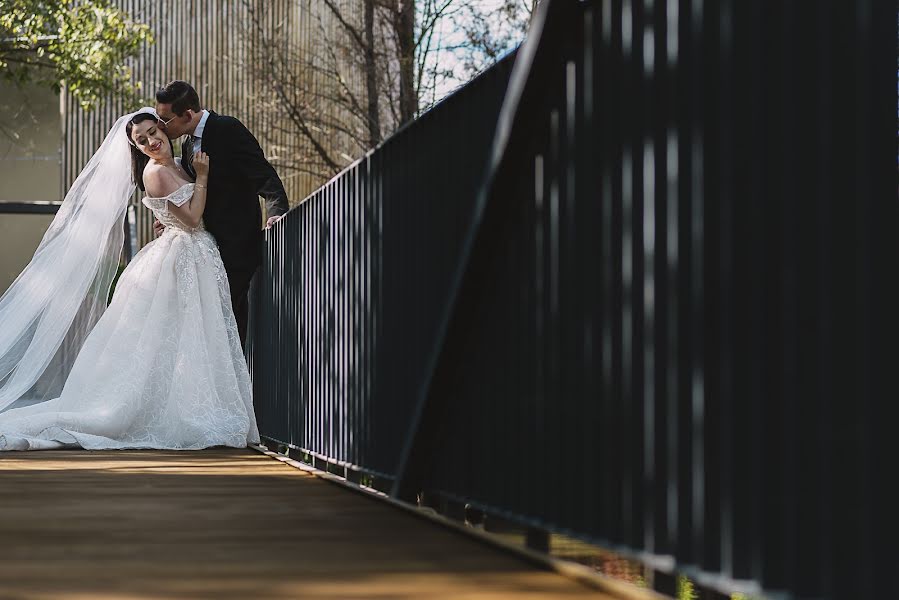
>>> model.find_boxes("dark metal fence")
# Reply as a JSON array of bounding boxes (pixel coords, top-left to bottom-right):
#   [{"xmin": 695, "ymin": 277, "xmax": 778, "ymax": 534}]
[
  {"xmin": 249, "ymin": 48, "xmax": 518, "ymax": 477},
  {"xmin": 249, "ymin": 1, "xmax": 895, "ymax": 598}
]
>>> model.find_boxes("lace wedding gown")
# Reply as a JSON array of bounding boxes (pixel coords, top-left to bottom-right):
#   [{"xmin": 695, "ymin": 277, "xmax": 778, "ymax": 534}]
[{"xmin": 0, "ymin": 183, "xmax": 259, "ymax": 451}]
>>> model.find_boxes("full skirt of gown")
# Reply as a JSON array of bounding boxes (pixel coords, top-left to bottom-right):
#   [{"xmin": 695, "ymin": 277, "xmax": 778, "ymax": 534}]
[{"xmin": 0, "ymin": 186, "xmax": 259, "ymax": 451}]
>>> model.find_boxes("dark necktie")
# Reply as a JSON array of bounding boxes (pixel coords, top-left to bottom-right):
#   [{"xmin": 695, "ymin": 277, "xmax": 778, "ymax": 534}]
[{"xmin": 183, "ymin": 136, "xmax": 196, "ymax": 178}]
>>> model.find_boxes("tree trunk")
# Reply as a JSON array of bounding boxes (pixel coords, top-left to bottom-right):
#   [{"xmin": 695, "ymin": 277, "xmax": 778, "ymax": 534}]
[
  {"xmin": 396, "ymin": 0, "xmax": 417, "ymax": 124},
  {"xmin": 364, "ymin": 0, "xmax": 381, "ymax": 147}
]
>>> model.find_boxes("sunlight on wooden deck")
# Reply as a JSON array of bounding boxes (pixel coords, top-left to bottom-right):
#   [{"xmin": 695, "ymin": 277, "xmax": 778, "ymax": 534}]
[{"xmin": 0, "ymin": 449, "xmax": 620, "ymax": 599}]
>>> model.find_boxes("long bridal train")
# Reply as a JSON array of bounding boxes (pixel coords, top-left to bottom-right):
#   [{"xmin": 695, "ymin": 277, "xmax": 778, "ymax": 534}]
[{"xmin": 0, "ymin": 181, "xmax": 259, "ymax": 451}]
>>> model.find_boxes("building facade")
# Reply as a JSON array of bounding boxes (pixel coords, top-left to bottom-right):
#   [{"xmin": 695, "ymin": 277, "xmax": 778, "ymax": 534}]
[{"xmin": 1, "ymin": 0, "xmax": 364, "ymax": 292}]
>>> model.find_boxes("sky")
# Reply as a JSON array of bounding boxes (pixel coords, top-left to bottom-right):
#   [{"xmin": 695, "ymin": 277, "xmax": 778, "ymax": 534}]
[{"xmin": 422, "ymin": 0, "xmax": 531, "ymax": 106}]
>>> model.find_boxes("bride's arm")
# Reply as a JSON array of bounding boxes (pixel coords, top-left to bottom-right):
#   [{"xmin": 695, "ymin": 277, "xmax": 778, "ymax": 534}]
[
  {"xmin": 143, "ymin": 153, "xmax": 210, "ymax": 229},
  {"xmin": 166, "ymin": 152, "xmax": 209, "ymax": 228}
]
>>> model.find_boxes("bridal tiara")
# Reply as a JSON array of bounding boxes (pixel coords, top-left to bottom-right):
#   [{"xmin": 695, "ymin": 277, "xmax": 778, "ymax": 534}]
[{"xmin": 126, "ymin": 107, "xmax": 160, "ymax": 147}]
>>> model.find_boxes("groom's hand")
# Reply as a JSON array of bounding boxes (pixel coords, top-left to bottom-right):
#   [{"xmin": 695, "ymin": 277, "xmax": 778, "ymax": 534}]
[
  {"xmin": 265, "ymin": 215, "xmax": 282, "ymax": 229},
  {"xmin": 153, "ymin": 219, "xmax": 165, "ymax": 237}
]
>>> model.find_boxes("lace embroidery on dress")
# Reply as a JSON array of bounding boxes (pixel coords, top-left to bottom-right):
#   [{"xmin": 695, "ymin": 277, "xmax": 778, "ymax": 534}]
[
  {"xmin": 140, "ymin": 183, "xmax": 231, "ymax": 306},
  {"xmin": 0, "ymin": 178, "xmax": 257, "ymax": 451},
  {"xmin": 175, "ymin": 244, "xmax": 197, "ymax": 304},
  {"xmin": 142, "ymin": 183, "xmax": 201, "ymax": 232},
  {"xmin": 163, "ymin": 183, "xmax": 194, "ymax": 207}
]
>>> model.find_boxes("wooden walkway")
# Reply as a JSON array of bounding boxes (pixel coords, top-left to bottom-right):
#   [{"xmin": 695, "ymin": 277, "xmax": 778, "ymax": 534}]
[{"xmin": 0, "ymin": 449, "xmax": 626, "ymax": 599}]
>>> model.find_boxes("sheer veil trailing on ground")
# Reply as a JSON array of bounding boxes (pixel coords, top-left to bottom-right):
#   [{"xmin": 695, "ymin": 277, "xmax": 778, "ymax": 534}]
[{"xmin": 0, "ymin": 108, "xmax": 155, "ymax": 413}]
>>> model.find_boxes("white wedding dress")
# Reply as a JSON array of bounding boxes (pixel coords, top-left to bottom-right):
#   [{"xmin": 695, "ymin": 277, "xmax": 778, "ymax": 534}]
[{"xmin": 0, "ymin": 183, "xmax": 259, "ymax": 451}]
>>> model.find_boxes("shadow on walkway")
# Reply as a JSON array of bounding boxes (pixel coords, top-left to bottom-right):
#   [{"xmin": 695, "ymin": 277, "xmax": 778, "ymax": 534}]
[{"xmin": 0, "ymin": 448, "xmax": 619, "ymax": 599}]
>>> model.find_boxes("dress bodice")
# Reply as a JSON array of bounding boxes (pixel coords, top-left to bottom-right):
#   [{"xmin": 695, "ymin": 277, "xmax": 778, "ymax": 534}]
[{"xmin": 142, "ymin": 183, "xmax": 204, "ymax": 233}]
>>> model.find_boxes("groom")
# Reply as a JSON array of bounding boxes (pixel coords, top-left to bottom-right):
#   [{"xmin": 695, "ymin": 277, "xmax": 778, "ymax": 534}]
[{"xmin": 154, "ymin": 80, "xmax": 289, "ymax": 348}]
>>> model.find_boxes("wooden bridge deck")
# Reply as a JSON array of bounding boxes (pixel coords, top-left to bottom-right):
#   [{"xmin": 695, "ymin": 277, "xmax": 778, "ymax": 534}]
[{"xmin": 0, "ymin": 448, "xmax": 624, "ymax": 599}]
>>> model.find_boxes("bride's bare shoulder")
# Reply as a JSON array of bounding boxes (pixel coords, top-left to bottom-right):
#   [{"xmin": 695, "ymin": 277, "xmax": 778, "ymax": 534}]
[{"xmin": 142, "ymin": 165, "xmax": 179, "ymax": 199}]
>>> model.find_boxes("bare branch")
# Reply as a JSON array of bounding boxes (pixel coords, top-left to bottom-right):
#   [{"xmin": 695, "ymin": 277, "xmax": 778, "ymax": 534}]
[
  {"xmin": 241, "ymin": 0, "xmax": 342, "ymax": 172},
  {"xmin": 321, "ymin": 0, "xmax": 368, "ymax": 52}
]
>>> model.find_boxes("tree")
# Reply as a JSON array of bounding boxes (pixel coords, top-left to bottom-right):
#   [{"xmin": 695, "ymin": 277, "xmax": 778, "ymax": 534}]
[
  {"xmin": 0, "ymin": 0, "xmax": 152, "ymax": 111},
  {"xmin": 238, "ymin": 0, "xmax": 531, "ymax": 195},
  {"xmin": 411, "ymin": 0, "xmax": 535, "ymax": 111},
  {"xmin": 443, "ymin": 0, "xmax": 535, "ymax": 82}
]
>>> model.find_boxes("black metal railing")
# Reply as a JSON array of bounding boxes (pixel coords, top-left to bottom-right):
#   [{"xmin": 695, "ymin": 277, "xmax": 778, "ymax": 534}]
[
  {"xmin": 250, "ymin": 1, "xmax": 895, "ymax": 599},
  {"xmin": 249, "ymin": 48, "xmax": 517, "ymax": 478}
]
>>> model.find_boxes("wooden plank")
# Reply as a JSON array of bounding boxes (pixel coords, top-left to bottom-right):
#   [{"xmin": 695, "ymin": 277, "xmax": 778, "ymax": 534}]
[{"xmin": 0, "ymin": 449, "xmax": 620, "ymax": 599}]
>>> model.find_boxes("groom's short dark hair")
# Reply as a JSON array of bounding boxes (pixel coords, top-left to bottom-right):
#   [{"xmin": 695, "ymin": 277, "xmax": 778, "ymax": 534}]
[{"xmin": 156, "ymin": 80, "xmax": 201, "ymax": 116}]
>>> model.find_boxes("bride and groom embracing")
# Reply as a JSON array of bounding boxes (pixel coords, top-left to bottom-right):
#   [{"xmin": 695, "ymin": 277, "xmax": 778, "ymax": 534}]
[{"xmin": 0, "ymin": 81, "xmax": 289, "ymax": 451}]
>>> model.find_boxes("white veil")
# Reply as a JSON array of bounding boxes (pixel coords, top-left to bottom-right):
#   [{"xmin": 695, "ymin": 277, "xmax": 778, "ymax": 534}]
[{"xmin": 0, "ymin": 107, "xmax": 156, "ymax": 412}]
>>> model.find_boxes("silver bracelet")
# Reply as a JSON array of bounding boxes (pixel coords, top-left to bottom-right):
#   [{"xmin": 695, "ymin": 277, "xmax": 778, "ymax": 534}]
[{"xmin": 195, "ymin": 183, "xmax": 207, "ymax": 189}]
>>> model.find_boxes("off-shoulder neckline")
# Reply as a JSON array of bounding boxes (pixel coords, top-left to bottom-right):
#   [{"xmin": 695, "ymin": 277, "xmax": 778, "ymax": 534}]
[{"xmin": 144, "ymin": 182, "xmax": 194, "ymax": 201}]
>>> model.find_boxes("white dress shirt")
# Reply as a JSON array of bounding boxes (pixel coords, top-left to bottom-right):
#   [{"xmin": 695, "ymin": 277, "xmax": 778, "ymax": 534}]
[{"xmin": 190, "ymin": 109, "xmax": 210, "ymax": 154}]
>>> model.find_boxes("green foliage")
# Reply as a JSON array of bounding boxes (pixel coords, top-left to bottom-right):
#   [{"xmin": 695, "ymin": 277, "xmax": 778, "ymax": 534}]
[
  {"xmin": 0, "ymin": 0, "xmax": 153, "ymax": 109},
  {"xmin": 677, "ymin": 575, "xmax": 697, "ymax": 600},
  {"xmin": 677, "ymin": 577, "xmax": 766, "ymax": 600}
]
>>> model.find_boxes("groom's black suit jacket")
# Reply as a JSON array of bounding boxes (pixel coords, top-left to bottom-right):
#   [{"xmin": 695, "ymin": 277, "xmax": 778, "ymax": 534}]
[{"xmin": 183, "ymin": 111, "xmax": 289, "ymax": 275}]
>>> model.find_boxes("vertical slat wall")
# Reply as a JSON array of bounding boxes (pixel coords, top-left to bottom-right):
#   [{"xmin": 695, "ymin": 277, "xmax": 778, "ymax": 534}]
[
  {"xmin": 251, "ymin": 0, "xmax": 895, "ymax": 598},
  {"xmin": 60, "ymin": 0, "xmax": 362, "ymax": 253}
]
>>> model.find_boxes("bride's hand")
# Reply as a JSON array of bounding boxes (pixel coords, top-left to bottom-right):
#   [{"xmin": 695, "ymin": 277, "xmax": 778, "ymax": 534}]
[{"xmin": 193, "ymin": 151, "xmax": 210, "ymax": 180}]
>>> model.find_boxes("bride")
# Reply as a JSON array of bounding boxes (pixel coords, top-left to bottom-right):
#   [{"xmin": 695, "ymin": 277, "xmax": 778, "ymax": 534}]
[{"xmin": 0, "ymin": 108, "xmax": 259, "ymax": 451}]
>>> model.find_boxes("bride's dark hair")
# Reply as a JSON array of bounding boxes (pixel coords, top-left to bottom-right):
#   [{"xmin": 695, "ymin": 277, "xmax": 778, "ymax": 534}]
[{"xmin": 125, "ymin": 113, "xmax": 173, "ymax": 191}]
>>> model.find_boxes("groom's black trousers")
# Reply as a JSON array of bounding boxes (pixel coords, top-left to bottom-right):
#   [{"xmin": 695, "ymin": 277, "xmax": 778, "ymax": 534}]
[{"xmin": 227, "ymin": 265, "xmax": 256, "ymax": 350}]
